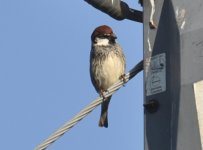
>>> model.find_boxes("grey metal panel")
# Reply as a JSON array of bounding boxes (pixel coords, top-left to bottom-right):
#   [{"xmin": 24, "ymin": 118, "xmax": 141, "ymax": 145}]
[
  {"xmin": 144, "ymin": 0, "xmax": 203, "ymax": 149},
  {"xmin": 181, "ymin": 29, "xmax": 203, "ymax": 85},
  {"xmin": 176, "ymin": 84, "xmax": 202, "ymax": 150}
]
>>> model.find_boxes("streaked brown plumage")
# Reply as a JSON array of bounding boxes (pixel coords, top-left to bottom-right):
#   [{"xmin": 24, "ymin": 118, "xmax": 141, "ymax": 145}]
[{"xmin": 90, "ymin": 25, "xmax": 126, "ymax": 128}]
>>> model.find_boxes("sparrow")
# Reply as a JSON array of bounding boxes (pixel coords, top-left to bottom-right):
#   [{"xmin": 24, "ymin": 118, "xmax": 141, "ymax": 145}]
[{"xmin": 89, "ymin": 25, "xmax": 126, "ymax": 128}]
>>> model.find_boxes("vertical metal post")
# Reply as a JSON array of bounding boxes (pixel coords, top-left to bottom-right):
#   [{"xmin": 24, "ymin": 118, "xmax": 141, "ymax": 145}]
[{"xmin": 144, "ymin": 0, "xmax": 203, "ymax": 149}]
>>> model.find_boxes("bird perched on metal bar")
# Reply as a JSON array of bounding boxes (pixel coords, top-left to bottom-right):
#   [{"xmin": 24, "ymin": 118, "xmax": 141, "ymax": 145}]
[{"xmin": 90, "ymin": 25, "xmax": 126, "ymax": 128}]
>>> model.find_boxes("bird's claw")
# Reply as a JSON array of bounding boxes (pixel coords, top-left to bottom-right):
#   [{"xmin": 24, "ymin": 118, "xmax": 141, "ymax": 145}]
[
  {"xmin": 119, "ymin": 74, "xmax": 127, "ymax": 86},
  {"xmin": 99, "ymin": 90, "xmax": 107, "ymax": 100}
]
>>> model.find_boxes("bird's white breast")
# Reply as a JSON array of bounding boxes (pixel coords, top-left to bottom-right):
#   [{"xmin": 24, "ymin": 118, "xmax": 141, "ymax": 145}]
[{"xmin": 100, "ymin": 52, "xmax": 124, "ymax": 90}]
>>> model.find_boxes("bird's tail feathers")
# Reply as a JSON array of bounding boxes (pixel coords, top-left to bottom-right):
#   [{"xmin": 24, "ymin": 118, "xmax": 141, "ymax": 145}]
[{"xmin": 99, "ymin": 96, "xmax": 111, "ymax": 128}]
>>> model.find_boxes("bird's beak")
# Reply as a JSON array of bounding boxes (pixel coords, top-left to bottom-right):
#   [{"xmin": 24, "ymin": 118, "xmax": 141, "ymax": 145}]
[{"xmin": 111, "ymin": 33, "xmax": 117, "ymax": 39}]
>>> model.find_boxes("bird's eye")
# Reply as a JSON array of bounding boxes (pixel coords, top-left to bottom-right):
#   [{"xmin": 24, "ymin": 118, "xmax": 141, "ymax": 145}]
[
  {"xmin": 104, "ymin": 34, "xmax": 111, "ymax": 37},
  {"xmin": 97, "ymin": 34, "xmax": 109, "ymax": 39},
  {"xmin": 98, "ymin": 35, "xmax": 104, "ymax": 38},
  {"xmin": 98, "ymin": 34, "xmax": 111, "ymax": 39}
]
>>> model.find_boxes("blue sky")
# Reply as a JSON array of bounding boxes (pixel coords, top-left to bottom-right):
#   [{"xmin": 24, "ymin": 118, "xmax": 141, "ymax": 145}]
[{"xmin": 0, "ymin": 1, "xmax": 143, "ymax": 149}]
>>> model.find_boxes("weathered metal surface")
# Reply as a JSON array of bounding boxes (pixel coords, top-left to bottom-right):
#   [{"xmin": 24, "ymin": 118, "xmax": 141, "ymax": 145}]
[{"xmin": 144, "ymin": 0, "xmax": 203, "ymax": 149}]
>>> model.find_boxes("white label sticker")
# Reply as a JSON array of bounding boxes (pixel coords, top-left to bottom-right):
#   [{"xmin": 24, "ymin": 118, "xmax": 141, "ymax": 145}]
[{"xmin": 146, "ymin": 53, "xmax": 166, "ymax": 96}]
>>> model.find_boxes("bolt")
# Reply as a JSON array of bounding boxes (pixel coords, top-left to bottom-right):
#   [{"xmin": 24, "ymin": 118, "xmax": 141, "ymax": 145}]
[{"xmin": 143, "ymin": 99, "xmax": 159, "ymax": 113}]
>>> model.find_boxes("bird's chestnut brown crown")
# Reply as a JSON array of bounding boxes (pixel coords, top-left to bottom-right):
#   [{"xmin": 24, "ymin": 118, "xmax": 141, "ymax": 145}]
[{"xmin": 91, "ymin": 25, "xmax": 117, "ymax": 43}]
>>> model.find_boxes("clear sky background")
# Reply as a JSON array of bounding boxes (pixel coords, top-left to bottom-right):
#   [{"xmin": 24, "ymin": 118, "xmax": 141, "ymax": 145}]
[{"xmin": 0, "ymin": 1, "xmax": 143, "ymax": 150}]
